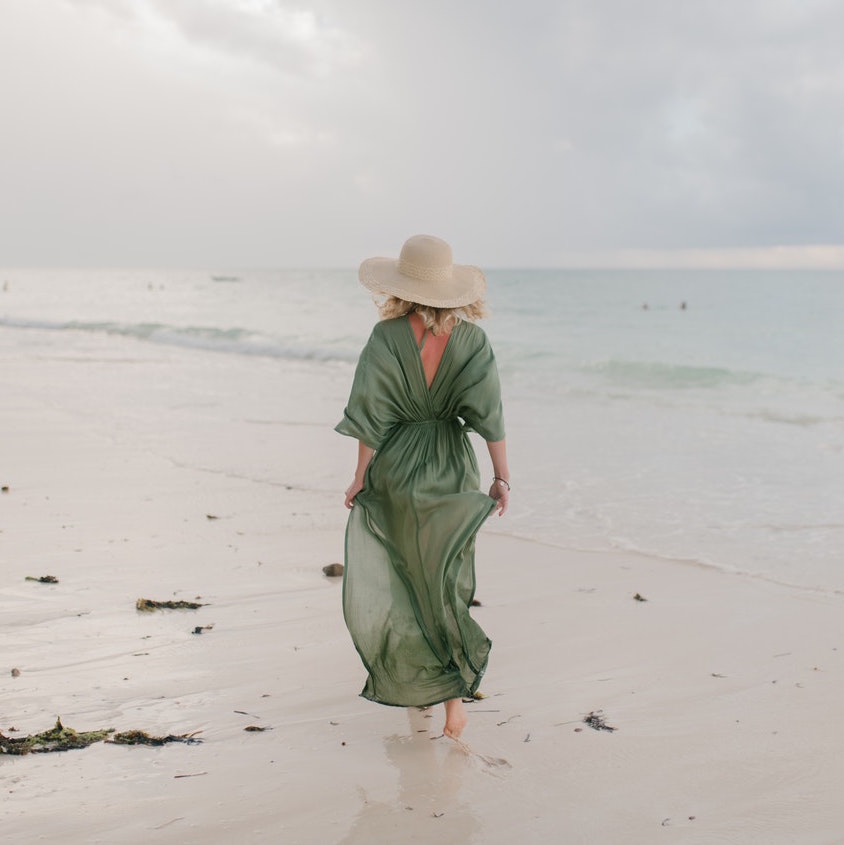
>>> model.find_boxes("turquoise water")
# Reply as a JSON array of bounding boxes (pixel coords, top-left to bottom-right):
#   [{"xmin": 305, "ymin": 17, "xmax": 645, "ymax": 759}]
[
  {"xmin": 2, "ymin": 267, "xmax": 843, "ymax": 591},
  {"xmin": 486, "ymin": 269, "xmax": 844, "ymax": 590}
]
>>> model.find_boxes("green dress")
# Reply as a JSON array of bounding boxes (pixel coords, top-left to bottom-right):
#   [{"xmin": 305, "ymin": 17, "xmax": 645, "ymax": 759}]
[{"xmin": 336, "ymin": 315, "xmax": 505, "ymax": 707}]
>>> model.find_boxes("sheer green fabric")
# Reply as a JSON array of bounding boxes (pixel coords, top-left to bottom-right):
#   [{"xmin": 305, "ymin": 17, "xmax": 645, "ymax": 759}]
[{"xmin": 336, "ymin": 316, "xmax": 505, "ymax": 707}]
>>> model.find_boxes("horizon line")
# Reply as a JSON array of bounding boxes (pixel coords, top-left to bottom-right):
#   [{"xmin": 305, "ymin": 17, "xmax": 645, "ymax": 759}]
[{"xmin": 3, "ymin": 245, "xmax": 844, "ymax": 272}]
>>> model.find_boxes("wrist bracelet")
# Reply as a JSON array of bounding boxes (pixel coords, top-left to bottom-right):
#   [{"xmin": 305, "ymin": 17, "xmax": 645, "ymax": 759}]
[{"xmin": 493, "ymin": 476, "xmax": 511, "ymax": 491}]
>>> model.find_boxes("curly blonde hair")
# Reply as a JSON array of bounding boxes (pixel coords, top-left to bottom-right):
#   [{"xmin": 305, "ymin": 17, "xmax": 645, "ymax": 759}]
[{"xmin": 375, "ymin": 296, "xmax": 488, "ymax": 336}]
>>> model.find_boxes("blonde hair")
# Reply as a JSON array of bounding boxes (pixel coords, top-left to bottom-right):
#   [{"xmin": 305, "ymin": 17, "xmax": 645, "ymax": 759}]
[{"xmin": 376, "ymin": 296, "xmax": 488, "ymax": 336}]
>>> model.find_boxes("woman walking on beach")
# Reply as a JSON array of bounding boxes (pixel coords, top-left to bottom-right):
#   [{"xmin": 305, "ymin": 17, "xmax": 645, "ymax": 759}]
[{"xmin": 337, "ymin": 234, "xmax": 509, "ymax": 740}]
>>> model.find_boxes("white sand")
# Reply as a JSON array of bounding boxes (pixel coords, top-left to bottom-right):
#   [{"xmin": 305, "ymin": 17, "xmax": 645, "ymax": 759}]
[{"xmin": 3, "ymin": 332, "xmax": 844, "ymax": 844}]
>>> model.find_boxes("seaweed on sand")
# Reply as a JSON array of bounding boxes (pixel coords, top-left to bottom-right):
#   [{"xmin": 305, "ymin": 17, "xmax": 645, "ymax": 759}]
[
  {"xmin": 0, "ymin": 718, "xmax": 113, "ymax": 755},
  {"xmin": 135, "ymin": 598, "xmax": 205, "ymax": 611},
  {"xmin": 108, "ymin": 730, "xmax": 203, "ymax": 746},
  {"xmin": 1, "ymin": 721, "xmax": 203, "ymax": 755},
  {"xmin": 25, "ymin": 575, "xmax": 59, "ymax": 584},
  {"xmin": 583, "ymin": 710, "xmax": 617, "ymax": 732}
]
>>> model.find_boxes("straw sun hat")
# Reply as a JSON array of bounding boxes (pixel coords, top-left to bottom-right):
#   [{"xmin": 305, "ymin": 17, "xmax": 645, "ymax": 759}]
[{"xmin": 358, "ymin": 235, "xmax": 486, "ymax": 309}]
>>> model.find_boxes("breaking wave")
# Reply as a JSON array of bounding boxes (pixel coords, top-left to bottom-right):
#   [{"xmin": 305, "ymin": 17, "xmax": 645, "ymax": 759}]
[{"xmin": 0, "ymin": 316, "xmax": 358, "ymax": 363}]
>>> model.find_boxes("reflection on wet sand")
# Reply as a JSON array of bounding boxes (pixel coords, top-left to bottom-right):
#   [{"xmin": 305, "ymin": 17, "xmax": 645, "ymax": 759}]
[{"xmin": 337, "ymin": 707, "xmax": 479, "ymax": 843}]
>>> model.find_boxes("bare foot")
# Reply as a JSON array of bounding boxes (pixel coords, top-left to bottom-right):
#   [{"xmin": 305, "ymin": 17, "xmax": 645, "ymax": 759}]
[{"xmin": 443, "ymin": 698, "xmax": 467, "ymax": 739}]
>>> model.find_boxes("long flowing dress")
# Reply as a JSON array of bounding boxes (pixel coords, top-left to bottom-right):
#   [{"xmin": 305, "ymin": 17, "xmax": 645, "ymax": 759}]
[{"xmin": 336, "ymin": 315, "xmax": 505, "ymax": 707}]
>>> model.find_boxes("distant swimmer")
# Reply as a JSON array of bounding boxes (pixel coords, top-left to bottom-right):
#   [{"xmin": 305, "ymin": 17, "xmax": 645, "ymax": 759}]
[
  {"xmin": 642, "ymin": 302, "xmax": 649, "ymax": 310},
  {"xmin": 680, "ymin": 301, "xmax": 687, "ymax": 310}
]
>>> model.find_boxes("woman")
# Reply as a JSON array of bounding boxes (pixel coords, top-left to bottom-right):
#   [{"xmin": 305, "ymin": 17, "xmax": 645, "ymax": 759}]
[{"xmin": 337, "ymin": 234, "xmax": 510, "ymax": 740}]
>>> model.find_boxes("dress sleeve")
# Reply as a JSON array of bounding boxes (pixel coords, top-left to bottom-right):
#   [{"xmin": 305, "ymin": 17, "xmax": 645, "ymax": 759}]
[
  {"xmin": 335, "ymin": 326, "xmax": 402, "ymax": 449},
  {"xmin": 456, "ymin": 330, "xmax": 506, "ymax": 442}
]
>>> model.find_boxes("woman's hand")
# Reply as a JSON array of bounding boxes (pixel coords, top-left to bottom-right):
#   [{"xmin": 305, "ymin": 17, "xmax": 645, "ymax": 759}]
[
  {"xmin": 345, "ymin": 477, "xmax": 365, "ymax": 509},
  {"xmin": 345, "ymin": 442, "xmax": 375, "ymax": 509},
  {"xmin": 488, "ymin": 479, "xmax": 509, "ymax": 516},
  {"xmin": 486, "ymin": 439, "xmax": 510, "ymax": 517}
]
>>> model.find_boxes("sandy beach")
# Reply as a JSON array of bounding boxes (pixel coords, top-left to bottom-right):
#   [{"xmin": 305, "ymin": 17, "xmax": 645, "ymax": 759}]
[{"xmin": 3, "ymin": 329, "xmax": 844, "ymax": 844}]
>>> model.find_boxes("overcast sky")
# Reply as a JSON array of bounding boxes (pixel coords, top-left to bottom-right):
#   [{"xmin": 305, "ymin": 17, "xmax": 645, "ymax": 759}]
[{"xmin": 2, "ymin": 0, "xmax": 844, "ymax": 268}]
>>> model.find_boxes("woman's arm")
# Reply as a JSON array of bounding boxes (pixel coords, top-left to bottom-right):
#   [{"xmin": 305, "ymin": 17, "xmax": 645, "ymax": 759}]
[
  {"xmin": 486, "ymin": 438, "xmax": 510, "ymax": 516},
  {"xmin": 344, "ymin": 441, "xmax": 375, "ymax": 509}
]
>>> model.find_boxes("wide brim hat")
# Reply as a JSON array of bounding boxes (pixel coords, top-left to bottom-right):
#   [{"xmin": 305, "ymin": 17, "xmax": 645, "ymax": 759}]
[{"xmin": 358, "ymin": 234, "xmax": 486, "ymax": 308}]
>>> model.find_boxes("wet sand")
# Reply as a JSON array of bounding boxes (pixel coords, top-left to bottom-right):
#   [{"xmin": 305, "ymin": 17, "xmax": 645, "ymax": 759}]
[{"xmin": 3, "ymin": 332, "xmax": 844, "ymax": 843}]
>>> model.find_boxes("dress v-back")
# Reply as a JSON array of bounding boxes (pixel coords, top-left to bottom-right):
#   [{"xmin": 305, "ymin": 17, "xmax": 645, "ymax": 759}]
[
  {"xmin": 336, "ymin": 316, "xmax": 505, "ymax": 706},
  {"xmin": 408, "ymin": 312, "xmax": 450, "ymax": 388}
]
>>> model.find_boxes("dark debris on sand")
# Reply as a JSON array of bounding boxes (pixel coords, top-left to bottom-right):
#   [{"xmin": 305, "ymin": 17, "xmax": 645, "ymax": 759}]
[
  {"xmin": 0, "ymin": 718, "xmax": 112, "ymax": 755},
  {"xmin": 108, "ymin": 730, "xmax": 203, "ymax": 746},
  {"xmin": 583, "ymin": 710, "xmax": 617, "ymax": 732},
  {"xmin": 1, "ymin": 720, "xmax": 204, "ymax": 754},
  {"xmin": 136, "ymin": 598, "xmax": 205, "ymax": 611}
]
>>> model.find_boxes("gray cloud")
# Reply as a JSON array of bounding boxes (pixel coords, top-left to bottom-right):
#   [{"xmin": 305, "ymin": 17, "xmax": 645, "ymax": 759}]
[
  {"xmin": 1, "ymin": 0, "xmax": 843, "ymax": 266},
  {"xmin": 62, "ymin": 0, "xmax": 362, "ymax": 77}
]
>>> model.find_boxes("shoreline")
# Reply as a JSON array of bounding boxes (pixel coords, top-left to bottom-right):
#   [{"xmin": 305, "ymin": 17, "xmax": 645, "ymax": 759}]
[
  {"xmin": 488, "ymin": 526, "xmax": 844, "ymax": 600},
  {"xmin": 3, "ymin": 329, "xmax": 844, "ymax": 842}
]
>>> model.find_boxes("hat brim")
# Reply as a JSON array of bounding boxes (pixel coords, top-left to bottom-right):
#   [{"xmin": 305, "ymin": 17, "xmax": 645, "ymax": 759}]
[{"xmin": 358, "ymin": 258, "xmax": 486, "ymax": 309}]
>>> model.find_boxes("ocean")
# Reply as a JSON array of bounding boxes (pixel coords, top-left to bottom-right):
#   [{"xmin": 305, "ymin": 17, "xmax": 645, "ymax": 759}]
[{"xmin": 2, "ymin": 267, "xmax": 843, "ymax": 593}]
